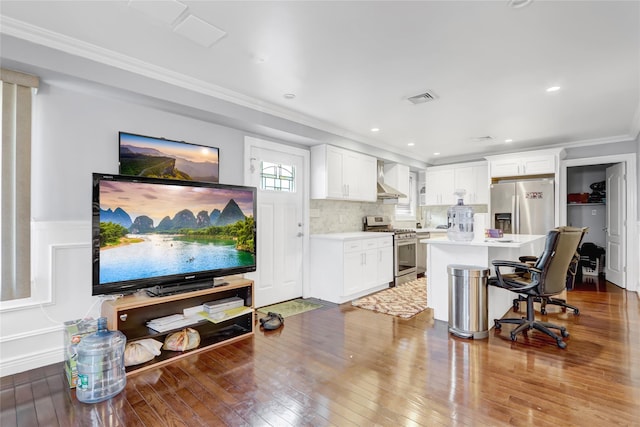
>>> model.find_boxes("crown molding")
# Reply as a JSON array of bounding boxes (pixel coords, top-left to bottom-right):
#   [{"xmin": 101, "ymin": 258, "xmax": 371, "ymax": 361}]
[{"xmin": 0, "ymin": 16, "xmax": 375, "ymax": 143}]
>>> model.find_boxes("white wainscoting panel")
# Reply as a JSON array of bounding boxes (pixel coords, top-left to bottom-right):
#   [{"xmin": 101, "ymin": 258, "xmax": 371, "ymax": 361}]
[{"xmin": 0, "ymin": 221, "xmax": 101, "ymax": 377}]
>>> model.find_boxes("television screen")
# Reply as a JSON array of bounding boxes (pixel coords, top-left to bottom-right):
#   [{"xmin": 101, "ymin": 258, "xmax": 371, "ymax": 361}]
[
  {"xmin": 119, "ymin": 132, "xmax": 219, "ymax": 182},
  {"xmin": 92, "ymin": 173, "xmax": 256, "ymax": 296}
]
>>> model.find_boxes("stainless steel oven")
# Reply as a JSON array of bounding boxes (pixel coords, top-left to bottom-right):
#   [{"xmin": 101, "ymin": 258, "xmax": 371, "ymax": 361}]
[
  {"xmin": 394, "ymin": 231, "xmax": 418, "ymax": 286},
  {"xmin": 363, "ymin": 216, "xmax": 417, "ymax": 286}
]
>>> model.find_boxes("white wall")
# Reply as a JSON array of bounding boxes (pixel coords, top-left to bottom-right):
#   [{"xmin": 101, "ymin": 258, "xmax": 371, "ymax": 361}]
[{"xmin": 0, "ymin": 80, "xmax": 256, "ymax": 376}]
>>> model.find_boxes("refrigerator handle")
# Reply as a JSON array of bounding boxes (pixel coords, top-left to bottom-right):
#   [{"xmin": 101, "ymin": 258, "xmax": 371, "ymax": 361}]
[{"xmin": 512, "ymin": 195, "xmax": 520, "ymax": 234}]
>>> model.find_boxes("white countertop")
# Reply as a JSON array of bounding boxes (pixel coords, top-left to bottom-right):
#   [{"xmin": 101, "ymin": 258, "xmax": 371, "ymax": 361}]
[
  {"xmin": 311, "ymin": 231, "xmax": 393, "ymax": 240},
  {"xmin": 420, "ymin": 233, "xmax": 545, "ymax": 248}
]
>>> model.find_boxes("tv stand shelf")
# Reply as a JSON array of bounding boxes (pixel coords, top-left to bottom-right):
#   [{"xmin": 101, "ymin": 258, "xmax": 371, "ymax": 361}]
[{"xmin": 101, "ymin": 278, "xmax": 254, "ymax": 375}]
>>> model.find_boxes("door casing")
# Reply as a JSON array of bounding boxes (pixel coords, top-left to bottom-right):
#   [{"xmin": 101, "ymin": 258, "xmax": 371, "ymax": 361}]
[
  {"xmin": 243, "ymin": 136, "xmax": 311, "ymax": 304},
  {"xmin": 560, "ymin": 153, "xmax": 637, "ymax": 293}
]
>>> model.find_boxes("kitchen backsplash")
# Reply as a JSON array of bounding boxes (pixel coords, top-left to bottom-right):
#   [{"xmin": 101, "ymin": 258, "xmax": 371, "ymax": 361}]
[
  {"xmin": 309, "ymin": 200, "xmax": 488, "ymax": 234},
  {"xmin": 310, "ymin": 200, "xmax": 396, "ymax": 234}
]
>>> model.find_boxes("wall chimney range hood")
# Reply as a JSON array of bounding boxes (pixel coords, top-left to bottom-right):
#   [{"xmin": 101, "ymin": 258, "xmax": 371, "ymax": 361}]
[{"xmin": 377, "ymin": 161, "xmax": 407, "ymax": 200}]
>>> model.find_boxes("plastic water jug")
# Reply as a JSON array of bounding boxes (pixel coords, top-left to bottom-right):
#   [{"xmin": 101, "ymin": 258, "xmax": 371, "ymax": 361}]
[
  {"xmin": 447, "ymin": 189, "xmax": 474, "ymax": 241},
  {"xmin": 76, "ymin": 317, "xmax": 126, "ymax": 403}
]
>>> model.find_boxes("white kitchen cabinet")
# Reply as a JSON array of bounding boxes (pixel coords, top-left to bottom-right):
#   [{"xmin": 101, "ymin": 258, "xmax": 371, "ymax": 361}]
[
  {"xmin": 310, "ymin": 144, "xmax": 377, "ymax": 202},
  {"xmin": 377, "ymin": 240, "xmax": 394, "ymax": 284},
  {"xmin": 487, "ymin": 149, "xmax": 565, "ymax": 178},
  {"xmin": 422, "ymin": 161, "xmax": 489, "ymax": 205},
  {"xmin": 454, "ymin": 163, "xmax": 489, "ymax": 204},
  {"xmin": 351, "ymin": 153, "xmax": 377, "ymax": 201},
  {"xmin": 309, "ymin": 233, "xmax": 393, "ymax": 304},
  {"xmin": 424, "ymin": 168, "xmax": 455, "ymax": 205}
]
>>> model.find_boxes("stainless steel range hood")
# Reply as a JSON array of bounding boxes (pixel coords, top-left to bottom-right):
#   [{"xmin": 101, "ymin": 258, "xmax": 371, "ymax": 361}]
[{"xmin": 377, "ymin": 161, "xmax": 407, "ymax": 200}]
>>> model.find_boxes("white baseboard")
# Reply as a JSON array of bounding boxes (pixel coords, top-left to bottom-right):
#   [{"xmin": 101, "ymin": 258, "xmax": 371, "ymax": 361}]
[{"xmin": 0, "ymin": 344, "xmax": 64, "ymax": 377}]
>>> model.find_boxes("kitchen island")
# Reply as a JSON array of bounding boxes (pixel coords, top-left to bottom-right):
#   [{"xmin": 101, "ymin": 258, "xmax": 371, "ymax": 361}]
[{"xmin": 421, "ymin": 234, "xmax": 546, "ymax": 323}]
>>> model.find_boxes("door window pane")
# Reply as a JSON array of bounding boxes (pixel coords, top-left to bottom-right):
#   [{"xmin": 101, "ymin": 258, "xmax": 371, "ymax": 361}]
[{"xmin": 260, "ymin": 161, "xmax": 295, "ymax": 192}]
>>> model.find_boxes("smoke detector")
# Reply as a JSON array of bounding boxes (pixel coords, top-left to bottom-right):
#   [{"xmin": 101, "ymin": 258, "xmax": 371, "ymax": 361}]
[{"xmin": 407, "ymin": 90, "xmax": 438, "ymax": 105}]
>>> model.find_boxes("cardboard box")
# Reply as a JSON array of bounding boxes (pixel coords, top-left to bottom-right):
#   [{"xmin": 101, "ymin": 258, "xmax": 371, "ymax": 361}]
[{"xmin": 63, "ymin": 318, "xmax": 98, "ymax": 388}]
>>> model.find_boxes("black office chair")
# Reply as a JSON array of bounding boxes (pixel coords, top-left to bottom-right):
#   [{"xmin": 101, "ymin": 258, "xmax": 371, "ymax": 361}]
[
  {"xmin": 512, "ymin": 227, "xmax": 588, "ymax": 315},
  {"xmin": 489, "ymin": 226, "xmax": 585, "ymax": 348}
]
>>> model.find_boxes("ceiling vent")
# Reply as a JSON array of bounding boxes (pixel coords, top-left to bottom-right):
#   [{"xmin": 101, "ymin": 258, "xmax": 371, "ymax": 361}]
[{"xmin": 407, "ymin": 90, "xmax": 438, "ymax": 105}]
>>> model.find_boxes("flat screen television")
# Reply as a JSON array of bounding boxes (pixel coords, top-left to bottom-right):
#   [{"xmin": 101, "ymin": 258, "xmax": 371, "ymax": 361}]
[
  {"xmin": 119, "ymin": 131, "xmax": 219, "ymax": 182},
  {"xmin": 92, "ymin": 173, "xmax": 256, "ymax": 296}
]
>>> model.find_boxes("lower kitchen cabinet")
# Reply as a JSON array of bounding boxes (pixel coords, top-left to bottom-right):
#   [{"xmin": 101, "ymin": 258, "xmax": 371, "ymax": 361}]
[{"xmin": 309, "ymin": 233, "xmax": 393, "ymax": 304}]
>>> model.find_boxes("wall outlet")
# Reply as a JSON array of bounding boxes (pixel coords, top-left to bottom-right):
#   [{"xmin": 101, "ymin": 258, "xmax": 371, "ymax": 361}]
[
  {"xmin": 592, "ymin": 209, "xmax": 597, "ymax": 216},
  {"xmin": 339, "ymin": 214, "xmax": 345, "ymax": 223}
]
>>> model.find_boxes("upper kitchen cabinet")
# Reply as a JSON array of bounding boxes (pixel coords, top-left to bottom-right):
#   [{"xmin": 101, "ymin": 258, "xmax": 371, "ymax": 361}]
[
  {"xmin": 420, "ymin": 161, "xmax": 488, "ymax": 205},
  {"xmin": 454, "ymin": 162, "xmax": 489, "ymax": 204},
  {"xmin": 486, "ymin": 148, "xmax": 566, "ymax": 178},
  {"xmin": 311, "ymin": 144, "xmax": 377, "ymax": 202},
  {"xmin": 423, "ymin": 168, "xmax": 454, "ymax": 205}
]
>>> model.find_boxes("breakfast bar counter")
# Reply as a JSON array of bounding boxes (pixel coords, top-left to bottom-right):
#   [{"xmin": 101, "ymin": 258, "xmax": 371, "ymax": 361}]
[{"xmin": 421, "ymin": 234, "xmax": 546, "ymax": 323}]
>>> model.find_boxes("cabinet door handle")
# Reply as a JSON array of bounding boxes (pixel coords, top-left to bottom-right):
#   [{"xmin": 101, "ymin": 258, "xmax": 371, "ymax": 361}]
[{"xmin": 119, "ymin": 314, "xmax": 128, "ymax": 322}]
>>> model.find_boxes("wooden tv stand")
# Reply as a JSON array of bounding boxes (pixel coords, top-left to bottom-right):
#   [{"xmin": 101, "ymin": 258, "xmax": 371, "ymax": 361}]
[{"xmin": 101, "ymin": 278, "xmax": 254, "ymax": 375}]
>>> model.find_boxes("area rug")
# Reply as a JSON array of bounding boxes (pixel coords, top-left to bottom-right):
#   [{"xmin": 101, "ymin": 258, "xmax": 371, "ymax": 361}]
[
  {"xmin": 351, "ymin": 277, "xmax": 427, "ymax": 319},
  {"xmin": 257, "ymin": 298, "xmax": 323, "ymax": 318}
]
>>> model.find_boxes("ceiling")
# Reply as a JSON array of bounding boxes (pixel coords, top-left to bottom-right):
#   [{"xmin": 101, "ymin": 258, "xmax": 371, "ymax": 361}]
[{"xmin": 1, "ymin": 1, "xmax": 639, "ymax": 165}]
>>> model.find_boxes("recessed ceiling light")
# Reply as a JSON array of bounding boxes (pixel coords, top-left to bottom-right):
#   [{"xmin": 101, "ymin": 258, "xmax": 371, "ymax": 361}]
[
  {"xmin": 408, "ymin": 142, "xmax": 415, "ymax": 147},
  {"xmin": 505, "ymin": 139, "xmax": 513, "ymax": 143},
  {"xmin": 433, "ymin": 152, "xmax": 440, "ymax": 156},
  {"xmin": 371, "ymin": 128, "xmax": 380, "ymax": 132},
  {"xmin": 283, "ymin": 93, "xmax": 296, "ymax": 99},
  {"xmin": 546, "ymin": 86, "xmax": 561, "ymax": 92},
  {"xmin": 508, "ymin": 0, "xmax": 534, "ymax": 9}
]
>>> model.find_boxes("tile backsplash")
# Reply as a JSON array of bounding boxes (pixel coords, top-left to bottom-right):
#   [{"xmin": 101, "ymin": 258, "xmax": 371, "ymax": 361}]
[
  {"xmin": 310, "ymin": 199, "xmax": 396, "ymax": 234},
  {"xmin": 310, "ymin": 200, "xmax": 489, "ymax": 234},
  {"xmin": 309, "ymin": 199, "xmax": 488, "ymax": 234}
]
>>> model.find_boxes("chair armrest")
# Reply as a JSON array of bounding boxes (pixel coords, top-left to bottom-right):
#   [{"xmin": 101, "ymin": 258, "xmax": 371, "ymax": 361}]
[
  {"xmin": 490, "ymin": 260, "xmax": 542, "ymax": 292},
  {"xmin": 492, "ymin": 260, "xmax": 529, "ymax": 269}
]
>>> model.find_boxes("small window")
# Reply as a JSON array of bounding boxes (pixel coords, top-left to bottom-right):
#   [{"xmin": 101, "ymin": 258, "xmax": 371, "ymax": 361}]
[
  {"xmin": 260, "ymin": 161, "xmax": 295, "ymax": 192},
  {"xmin": 395, "ymin": 171, "xmax": 417, "ymax": 220}
]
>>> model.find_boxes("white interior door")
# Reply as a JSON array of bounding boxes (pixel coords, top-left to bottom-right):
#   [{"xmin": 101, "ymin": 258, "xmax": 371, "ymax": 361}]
[
  {"xmin": 244, "ymin": 137, "xmax": 308, "ymax": 307},
  {"xmin": 605, "ymin": 163, "xmax": 625, "ymax": 287}
]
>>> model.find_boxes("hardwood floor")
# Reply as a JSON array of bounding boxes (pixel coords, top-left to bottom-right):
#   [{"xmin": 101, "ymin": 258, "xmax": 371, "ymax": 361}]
[{"xmin": 2, "ymin": 277, "xmax": 639, "ymax": 426}]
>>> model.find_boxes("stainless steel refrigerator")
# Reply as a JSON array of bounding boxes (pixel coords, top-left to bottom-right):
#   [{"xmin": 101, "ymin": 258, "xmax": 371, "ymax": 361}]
[{"xmin": 490, "ymin": 178, "xmax": 555, "ymax": 235}]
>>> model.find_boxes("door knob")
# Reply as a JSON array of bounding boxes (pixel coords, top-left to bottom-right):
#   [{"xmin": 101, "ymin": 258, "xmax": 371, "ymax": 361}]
[{"xmin": 297, "ymin": 232, "xmax": 304, "ymax": 237}]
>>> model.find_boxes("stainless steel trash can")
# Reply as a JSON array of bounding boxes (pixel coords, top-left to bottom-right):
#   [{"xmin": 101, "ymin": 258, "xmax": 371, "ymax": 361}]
[{"xmin": 447, "ymin": 264, "xmax": 489, "ymax": 339}]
